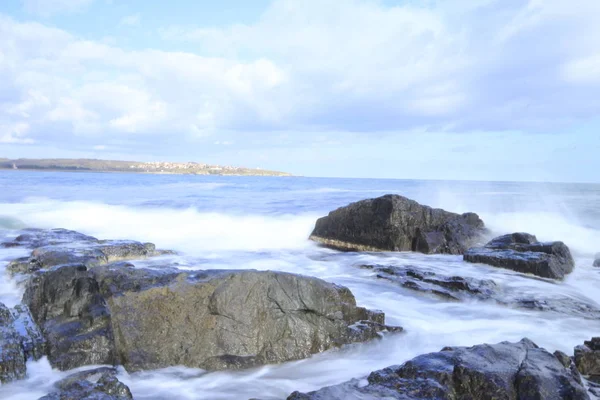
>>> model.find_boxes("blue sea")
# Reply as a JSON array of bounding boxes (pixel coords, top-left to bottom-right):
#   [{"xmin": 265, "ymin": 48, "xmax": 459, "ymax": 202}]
[{"xmin": 1, "ymin": 171, "xmax": 600, "ymax": 399}]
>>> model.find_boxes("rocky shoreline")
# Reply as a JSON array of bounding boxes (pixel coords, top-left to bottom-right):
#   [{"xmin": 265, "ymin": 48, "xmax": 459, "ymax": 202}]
[{"xmin": 1, "ymin": 193, "xmax": 598, "ymax": 399}]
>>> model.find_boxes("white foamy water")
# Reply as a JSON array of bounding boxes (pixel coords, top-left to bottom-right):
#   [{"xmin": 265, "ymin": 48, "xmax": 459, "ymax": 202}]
[{"xmin": 1, "ymin": 172, "xmax": 599, "ymax": 399}]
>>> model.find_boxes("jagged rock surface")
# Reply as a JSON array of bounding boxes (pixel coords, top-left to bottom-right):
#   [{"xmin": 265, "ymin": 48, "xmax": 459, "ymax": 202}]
[
  {"xmin": 288, "ymin": 339, "xmax": 589, "ymax": 400},
  {"xmin": 310, "ymin": 194, "xmax": 486, "ymax": 254},
  {"xmin": 39, "ymin": 367, "xmax": 133, "ymax": 400},
  {"xmin": 464, "ymin": 232, "xmax": 575, "ymax": 279}
]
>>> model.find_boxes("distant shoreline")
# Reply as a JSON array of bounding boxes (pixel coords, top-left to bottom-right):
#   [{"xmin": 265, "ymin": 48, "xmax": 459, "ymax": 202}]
[{"xmin": 0, "ymin": 158, "xmax": 293, "ymax": 177}]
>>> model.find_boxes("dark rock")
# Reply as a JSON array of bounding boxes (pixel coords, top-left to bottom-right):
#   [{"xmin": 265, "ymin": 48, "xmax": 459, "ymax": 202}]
[
  {"xmin": 22, "ymin": 259, "xmax": 400, "ymax": 372},
  {"xmin": 464, "ymin": 232, "xmax": 575, "ymax": 279},
  {"xmin": 575, "ymin": 337, "xmax": 600, "ymax": 383},
  {"xmin": 360, "ymin": 264, "xmax": 497, "ymax": 301},
  {"xmin": 0, "ymin": 303, "xmax": 26, "ymax": 384},
  {"xmin": 23, "ymin": 264, "xmax": 116, "ymax": 370},
  {"xmin": 309, "ymin": 194, "xmax": 486, "ymax": 254},
  {"xmin": 288, "ymin": 339, "xmax": 589, "ymax": 400},
  {"xmin": 107, "ymin": 269, "xmax": 401, "ymax": 371},
  {"xmin": 0, "ymin": 302, "xmax": 46, "ymax": 383},
  {"xmin": 4, "ymin": 229, "xmax": 166, "ymax": 277},
  {"xmin": 39, "ymin": 367, "xmax": 132, "ymax": 400},
  {"xmin": 360, "ymin": 263, "xmax": 600, "ymax": 319},
  {"xmin": 594, "ymin": 253, "xmax": 600, "ymax": 267}
]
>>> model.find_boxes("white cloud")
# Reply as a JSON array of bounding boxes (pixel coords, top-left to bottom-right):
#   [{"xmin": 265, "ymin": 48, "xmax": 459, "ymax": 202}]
[
  {"xmin": 1, "ymin": 0, "xmax": 600, "ymax": 150},
  {"xmin": 21, "ymin": 0, "xmax": 96, "ymax": 17},
  {"xmin": 119, "ymin": 13, "xmax": 141, "ymax": 27}
]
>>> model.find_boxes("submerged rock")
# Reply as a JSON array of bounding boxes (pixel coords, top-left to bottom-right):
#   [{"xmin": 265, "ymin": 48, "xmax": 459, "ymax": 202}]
[
  {"xmin": 3, "ymin": 228, "xmax": 169, "ymax": 276},
  {"xmin": 0, "ymin": 302, "xmax": 45, "ymax": 383},
  {"xmin": 464, "ymin": 232, "xmax": 574, "ymax": 279},
  {"xmin": 288, "ymin": 338, "xmax": 589, "ymax": 400},
  {"xmin": 575, "ymin": 337, "xmax": 600, "ymax": 383},
  {"xmin": 360, "ymin": 264, "xmax": 497, "ymax": 301},
  {"xmin": 361, "ymin": 264, "xmax": 600, "ymax": 319},
  {"xmin": 39, "ymin": 367, "xmax": 132, "ymax": 400},
  {"xmin": 309, "ymin": 194, "xmax": 486, "ymax": 254},
  {"xmin": 22, "ymin": 260, "xmax": 400, "ymax": 372}
]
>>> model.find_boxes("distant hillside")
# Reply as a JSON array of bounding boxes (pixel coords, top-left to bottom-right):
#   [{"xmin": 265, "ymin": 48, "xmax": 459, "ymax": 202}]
[{"xmin": 0, "ymin": 158, "xmax": 292, "ymax": 177}]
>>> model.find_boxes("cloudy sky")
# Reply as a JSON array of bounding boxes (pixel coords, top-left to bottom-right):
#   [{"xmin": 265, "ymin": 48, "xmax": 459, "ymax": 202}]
[{"xmin": 0, "ymin": 0, "xmax": 598, "ymax": 182}]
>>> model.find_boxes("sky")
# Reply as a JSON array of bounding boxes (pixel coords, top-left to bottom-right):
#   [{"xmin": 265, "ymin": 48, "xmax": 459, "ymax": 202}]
[{"xmin": 0, "ymin": 0, "xmax": 599, "ymax": 182}]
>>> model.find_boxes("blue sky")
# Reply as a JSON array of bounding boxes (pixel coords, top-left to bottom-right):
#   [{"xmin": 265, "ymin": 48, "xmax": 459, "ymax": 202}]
[{"xmin": 0, "ymin": 0, "xmax": 599, "ymax": 182}]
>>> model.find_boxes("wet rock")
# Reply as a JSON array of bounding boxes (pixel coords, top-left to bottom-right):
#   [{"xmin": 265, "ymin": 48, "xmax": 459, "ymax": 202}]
[
  {"xmin": 22, "ymin": 259, "xmax": 400, "ymax": 372},
  {"xmin": 464, "ymin": 232, "xmax": 575, "ymax": 279},
  {"xmin": 23, "ymin": 264, "xmax": 116, "ymax": 370},
  {"xmin": 575, "ymin": 337, "xmax": 600, "ymax": 383},
  {"xmin": 360, "ymin": 263, "xmax": 600, "ymax": 319},
  {"xmin": 108, "ymin": 269, "xmax": 401, "ymax": 371},
  {"xmin": 39, "ymin": 367, "xmax": 132, "ymax": 400},
  {"xmin": 309, "ymin": 194, "xmax": 486, "ymax": 254},
  {"xmin": 360, "ymin": 264, "xmax": 497, "ymax": 301},
  {"xmin": 594, "ymin": 253, "xmax": 600, "ymax": 267},
  {"xmin": 0, "ymin": 303, "xmax": 26, "ymax": 383},
  {"xmin": 0, "ymin": 302, "xmax": 45, "ymax": 383},
  {"xmin": 4, "ymin": 228, "xmax": 167, "ymax": 276},
  {"xmin": 288, "ymin": 338, "xmax": 589, "ymax": 400}
]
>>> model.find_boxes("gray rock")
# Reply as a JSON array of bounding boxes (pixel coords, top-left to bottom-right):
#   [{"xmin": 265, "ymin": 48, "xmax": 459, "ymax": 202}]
[
  {"xmin": 575, "ymin": 337, "xmax": 600, "ymax": 383},
  {"xmin": 0, "ymin": 302, "xmax": 46, "ymax": 383},
  {"xmin": 39, "ymin": 367, "xmax": 132, "ymax": 400},
  {"xmin": 594, "ymin": 253, "xmax": 600, "ymax": 267},
  {"xmin": 309, "ymin": 194, "xmax": 486, "ymax": 254},
  {"xmin": 22, "ymin": 260, "xmax": 400, "ymax": 372},
  {"xmin": 464, "ymin": 232, "xmax": 575, "ymax": 279},
  {"xmin": 0, "ymin": 303, "xmax": 26, "ymax": 384},
  {"xmin": 4, "ymin": 228, "xmax": 168, "ymax": 276},
  {"xmin": 288, "ymin": 339, "xmax": 589, "ymax": 400},
  {"xmin": 23, "ymin": 264, "xmax": 116, "ymax": 370},
  {"xmin": 360, "ymin": 264, "xmax": 497, "ymax": 301},
  {"xmin": 361, "ymin": 263, "xmax": 600, "ymax": 319},
  {"xmin": 107, "ymin": 269, "xmax": 401, "ymax": 371}
]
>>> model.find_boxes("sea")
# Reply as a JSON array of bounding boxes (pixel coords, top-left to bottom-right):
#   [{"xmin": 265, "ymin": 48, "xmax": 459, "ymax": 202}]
[{"xmin": 1, "ymin": 170, "xmax": 599, "ymax": 399}]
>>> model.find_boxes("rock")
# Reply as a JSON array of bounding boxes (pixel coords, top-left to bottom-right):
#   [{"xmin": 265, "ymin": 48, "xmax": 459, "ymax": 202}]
[
  {"xmin": 360, "ymin": 264, "xmax": 497, "ymax": 301},
  {"xmin": 464, "ymin": 232, "xmax": 575, "ymax": 279},
  {"xmin": 594, "ymin": 253, "xmax": 600, "ymax": 267},
  {"xmin": 22, "ymin": 260, "xmax": 400, "ymax": 372},
  {"xmin": 107, "ymin": 269, "xmax": 401, "ymax": 371},
  {"xmin": 575, "ymin": 337, "xmax": 600, "ymax": 383},
  {"xmin": 23, "ymin": 264, "xmax": 116, "ymax": 370},
  {"xmin": 309, "ymin": 194, "xmax": 486, "ymax": 254},
  {"xmin": 360, "ymin": 263, "xmax": 600, "ymax": 319},
  {"xmin": 39, "ymin": 367, "xmax": 132, "ymax": 400},
  {"xmin": 4, "ymin": 228, "xmax": 167, "ymax": 276},
  {"xmin": 0, "ymin": 302, "xmax": 45, "ymax": 384},
  {"xmin": 0, "ymin": 303, "xmax": 26, "ymax": 384},
  {"xmin": 288, "ymin": 339, "xmax": 589, "ymax": 400}
]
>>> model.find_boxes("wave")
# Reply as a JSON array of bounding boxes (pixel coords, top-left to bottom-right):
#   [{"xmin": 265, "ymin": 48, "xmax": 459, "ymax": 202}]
[{"xmin": 0, "ymin": 199, "xmax": 318, "ymax": 254}]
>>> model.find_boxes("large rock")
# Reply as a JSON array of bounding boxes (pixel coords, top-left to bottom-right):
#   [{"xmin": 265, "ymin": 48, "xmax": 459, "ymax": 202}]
[
  {"xmin": 464, "ymin": 232, "xmax": 575, "ymax": 279},
  {"xmin": 4, "ymin": 228, "xmax": 169, "ymax": 276},
  {"xmin": 575, "ymin": 337, "xmax": 600, "ymax": 383},
  {"xmin": 23, "ymin": 261, "xmax": 400, "ymax": 372},
  {"xmin": 0, "ymin": 302, "xmax": 45, "ymax": 383},
  {"xmin": 309, "ymin": 194, "xmax": 486, "ymax": 254},
  {"xmin": 39, "ymin": 367, "xmax": 132, "ymax": 400},
  {"xmin": 288, "ymin": 339, "xmax": 589, "ymax": 400},
  {"xmin": 594, "ymin": 253, "xmax": 600, "ymax": 267}
]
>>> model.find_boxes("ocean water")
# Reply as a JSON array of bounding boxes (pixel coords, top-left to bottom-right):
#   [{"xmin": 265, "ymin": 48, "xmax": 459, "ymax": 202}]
[{"xmin": 1, "ymin": 170, "xmax": 600, "ymax": 399}]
